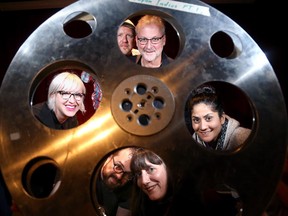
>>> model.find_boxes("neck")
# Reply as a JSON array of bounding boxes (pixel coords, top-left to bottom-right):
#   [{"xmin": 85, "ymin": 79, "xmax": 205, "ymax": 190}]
[
  {"xmin": 55, "ymin": 111, "xmax": 67, "ymax": 124},
  {"xmin": 141, "ymin": 58, "xmax": 162, "ymax": 68}
]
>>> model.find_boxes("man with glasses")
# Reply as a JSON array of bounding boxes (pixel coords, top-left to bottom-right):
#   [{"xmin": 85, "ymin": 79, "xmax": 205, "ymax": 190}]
[
  {"xmin": 135, "ymin": 15, "xmax": 173, "ymax": 68},
  {"xmin": 96, "ymin": 147, "xmax": 138, "ymax": 216},
  {"xmin": 33, "ymin": 71, "xmax": 86, "ymax": 129}
]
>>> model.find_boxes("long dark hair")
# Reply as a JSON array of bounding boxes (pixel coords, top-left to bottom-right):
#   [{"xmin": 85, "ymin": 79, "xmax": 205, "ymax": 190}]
[{"xmin": 130, "ymin": 148, "xmax": 173, "ymax": 216}]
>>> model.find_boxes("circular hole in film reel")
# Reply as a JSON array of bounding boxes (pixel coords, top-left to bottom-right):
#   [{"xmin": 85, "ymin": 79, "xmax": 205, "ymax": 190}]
[
  {"xmin": 30, "ymin": 60, "xmax": 102, "ymax": 129},
  {"xmin": 22, "ymin": 157, "xmax": 61, "ymax": 199},
  {"xmin": 185, "ymin": 81, "xmax": 255, "ymax": 153}
]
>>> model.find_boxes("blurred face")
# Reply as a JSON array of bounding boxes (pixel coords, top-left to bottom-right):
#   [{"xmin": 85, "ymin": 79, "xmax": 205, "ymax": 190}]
[
  {"xmin": 101, "ymin": 149, "xmax": 133, "ymax": 190},
  {"xmin": 136, "ymin": 159, "xmax": 168, "ymax": 201},
  {"xmin": 136, "ymin": 24, "xmax": 166, "ymax": 66},
  {"xmin": 117, "ymin": 26, "xmax": 135, "ymax": 56},
  {"xmin": 191, "ymin": 103, "xmax": 225, "ymax": 143},
  {"xmin": 53, "ymin": 87, "xmax": 84, "ymax": 123}
]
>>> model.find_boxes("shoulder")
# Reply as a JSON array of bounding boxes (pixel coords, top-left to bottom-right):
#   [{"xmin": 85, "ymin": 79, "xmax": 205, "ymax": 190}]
[
  {"xmin": 225, "ymin": 115, "xmax": 251, "ymax": 148},
  {"xmin": 162, "ymin": 53, "xmax": 174, "ymax": 65},
  {"xmin": 226, "ymin": 115, "xmax": 251, "ymax": 136},
  {"xmin": 135, "ymin": 54, "xmax": 141, "ymax": 64},
  {"xmin": 32, "ymin": 102, "xmax": 48, "ymax": 116},
  {"xmin": 230, "ymin": 125, "xmax": 251, "ymax": 148},
  {"xmin": 62, "ymin": 116, "xmax": 78, "ymax": 129},
  {"xmin": 127, "ymin": 55, "xmax": 137, "ymax": 63}
]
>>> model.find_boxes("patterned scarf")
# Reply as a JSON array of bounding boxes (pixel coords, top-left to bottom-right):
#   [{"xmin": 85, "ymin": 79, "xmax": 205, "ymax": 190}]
[
  {"xmin": 201, "ymin": 118, "xmax": 228, "ymax": 150},
  {"xmin": 215, "ymin": 118, "xmax": 228, "ymax": 150}
]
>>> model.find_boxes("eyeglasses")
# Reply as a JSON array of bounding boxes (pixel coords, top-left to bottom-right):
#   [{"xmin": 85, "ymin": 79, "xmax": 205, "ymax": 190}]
[
  {"xmin": 137, "ymin": 34, "xmax": 164, "ymax": 45},
  {"xmin": 57, "ymin": 91, "xmax": 85, "ymax": 101},
  {"xmin": 112, "ymin": 156, "xmax": 133, "ymax": 181}
]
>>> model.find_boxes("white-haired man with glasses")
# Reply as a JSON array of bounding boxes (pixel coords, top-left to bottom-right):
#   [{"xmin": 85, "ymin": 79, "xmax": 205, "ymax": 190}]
[
  {"xmin": 96, "ymin": 147, "xmax": 138, "ymax": 216},
  {"xmin": 135, "ymin": 15, "xmax": 173, "ymax": 68}
]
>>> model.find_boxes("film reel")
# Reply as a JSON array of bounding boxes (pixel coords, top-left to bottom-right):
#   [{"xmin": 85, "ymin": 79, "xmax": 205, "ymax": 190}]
[{"xmin": 0, "ymin": 0, "xmax": 287, "ymax": 215}]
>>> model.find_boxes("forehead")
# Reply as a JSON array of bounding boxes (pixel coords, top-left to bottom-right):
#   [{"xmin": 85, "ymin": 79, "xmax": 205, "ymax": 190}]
[
  {"xmin": 60, "ymin": 83, "xmax": 81, "ymax": 91},
  {"xmin": 115, "ymin": 149, "xmax": 132, "ymax": 161},
  {"xmin": 192, "ymin": 103, "xmax": 215, "ymax": 115},
  {"xmin": 118, "ymin": 26, "xmax": 133, "ymax": 34},
  {"xmin": 61, "ymin": 84, "xmax": 82, "ymax": 92},
  {"xmin": 137, "ymin": 24, "xmax": 162, "ymax": 37}
]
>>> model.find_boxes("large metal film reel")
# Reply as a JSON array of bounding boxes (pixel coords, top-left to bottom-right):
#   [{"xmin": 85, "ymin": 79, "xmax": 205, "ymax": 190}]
[{"xmin": 0, "ymin": 0, "xmax": 287, "ymax": 215}]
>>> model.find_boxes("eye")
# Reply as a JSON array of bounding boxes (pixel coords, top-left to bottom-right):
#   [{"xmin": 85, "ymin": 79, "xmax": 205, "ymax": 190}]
[
  {"xmin": 139, "ymin": 38, "xmax": 147, "ymax": 43},
  {"xmin": 62, "ymin": 92, "xmax": 70, "ymax": 96},
  {"xmin": 192, "ymin": 117, "xmax": 200, "ymax": 124},
  {"xmin": 147, "ymin": 167, "xmax": 155, "ymax": 174},
  {"xmin": 62, "ymin": 92, "xmax": 71, "ymax": 98},
  {"xmin": 127, "ymin": 34, "xmax": 134, "ymax": 39},
  {"xmin": 75, "ymin": 93, "xmax": 83, "ymax": 98},
  {"xmin": 205, "ymin": 116, "xmax": 213, "ymax": 122},
  {"xmin": 114, "ymin": 163, "xmax": 124, "ymax": 173},
  {"xmin": 151, "ymin": 38, "xmax": 159, "ymax": 43}
]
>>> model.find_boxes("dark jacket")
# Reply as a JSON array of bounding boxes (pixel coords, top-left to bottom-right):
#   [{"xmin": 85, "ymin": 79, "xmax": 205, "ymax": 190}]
[{"xmin": 32, "ymin": 102, "xmax": 78, "ymax": 129}]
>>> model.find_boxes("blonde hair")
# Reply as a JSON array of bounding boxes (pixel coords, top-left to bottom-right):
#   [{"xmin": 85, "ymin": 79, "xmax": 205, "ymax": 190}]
[
  {"xmin": 135, "ymin": 15, "xmax": 165, "ymax": 35},
  {"xmin": 47, "ymin": 72, "xmax": 86, "ymax": 113}
]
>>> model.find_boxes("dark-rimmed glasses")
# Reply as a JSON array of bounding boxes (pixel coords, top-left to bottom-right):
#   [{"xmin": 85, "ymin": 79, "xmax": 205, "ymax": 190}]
[
  {"xmin": 57, "ymin": 91, "xmax": 85, "ymax": 101},
  {"xmin": 112, "ymin": 156, "xmax": 133, "ymax": 181},
  {"xmin": 137, "ymin": 34, "xmax": 164, "ymax": 45}
]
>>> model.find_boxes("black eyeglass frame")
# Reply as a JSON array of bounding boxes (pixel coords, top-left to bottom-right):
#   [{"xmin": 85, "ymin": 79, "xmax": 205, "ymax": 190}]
[
  {"xmin": 112, "ymin": 156, "xmax": 133, "ymax": 181},
  {"xmin": 57, "ymin": 91, "xmax": 85, "ymax": 101},
  {"xmin": 137, "ymin": 34, "xmax": 165, "ymax": 45}
]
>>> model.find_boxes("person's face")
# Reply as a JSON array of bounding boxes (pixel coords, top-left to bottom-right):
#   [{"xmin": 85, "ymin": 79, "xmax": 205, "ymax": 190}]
[
  {"xmin": 53, "ymin": 87, "xmax": 84, "ymax": 123},
  {"xmin": 136, "ymin": 24, "xmax": 166, "ymax": 63},
  {"xmin": 191, "ymin": 103, "xmax": 225, "ymax": 143},
  {"xmin": 101, "ymin": 149, "xmax": 133, "ymax": 190},
  {"xmin": 136, "ymin": 159, "xmax": 168, "ymax": 201},
  {"xmin": 117, "ymin": 26, "xmax": 135, "ymax": 56}
]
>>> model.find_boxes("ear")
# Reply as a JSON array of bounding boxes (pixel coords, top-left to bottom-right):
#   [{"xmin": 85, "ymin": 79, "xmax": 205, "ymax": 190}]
[
  {"xmin": 163, "ymin": 35, "xmax": 166, "ymax": 46},
  {"xmin": 220, "ymin": 113, "xmax": 226, "ymax": 125}
]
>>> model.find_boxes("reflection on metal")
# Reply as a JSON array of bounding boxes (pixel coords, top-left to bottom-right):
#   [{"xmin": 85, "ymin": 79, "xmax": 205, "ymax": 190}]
[{"xmin": 0, "ymin": 0, "xmax": 287, "ymax": 216}]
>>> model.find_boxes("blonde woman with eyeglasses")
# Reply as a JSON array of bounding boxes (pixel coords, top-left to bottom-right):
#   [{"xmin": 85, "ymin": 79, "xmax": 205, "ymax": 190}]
[{"xmin": 32, "ymin": 71, "xmax": 86, "ymax": 129}]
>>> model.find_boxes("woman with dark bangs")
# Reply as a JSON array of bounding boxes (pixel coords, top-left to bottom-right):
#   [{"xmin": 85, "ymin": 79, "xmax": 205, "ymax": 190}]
[{"xmin": 130, "ymin": 148, "xmax": 173, "ymax": 216}]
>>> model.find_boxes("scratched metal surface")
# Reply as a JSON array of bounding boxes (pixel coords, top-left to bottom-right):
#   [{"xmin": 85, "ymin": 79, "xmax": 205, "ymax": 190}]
[{"xmin": 0, "ymin": 0, "xmax": 287, "ymax": 215}]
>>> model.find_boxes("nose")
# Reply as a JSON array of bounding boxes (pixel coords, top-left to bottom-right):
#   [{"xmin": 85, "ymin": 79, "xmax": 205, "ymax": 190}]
[
  {"xmin": 140, "ymin": 170, "xmax": 150, "ymax": 184},
  {"xmin": 67, "ymin": 95, "xmax": 77, "ymax": 102},
  {"xmin": 123, "ymin": 35, "xmax": 128, "ymax": 42},
  {"xmin": 145, "ymin": 40, "xmax": 153, "ymax": 48},
  {"xmin": 199, "ymin": 120, "xmax": 208, "ymax": 130},
  {"xmin": 114, "ymin": 172, "xmax": 124, "ymax": 180}
]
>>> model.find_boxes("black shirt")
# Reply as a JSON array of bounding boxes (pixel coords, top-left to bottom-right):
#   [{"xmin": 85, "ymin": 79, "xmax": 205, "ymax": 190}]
[
  {"xmin": 32, "ymin": 102, "xmax": 78, "ymax": 129},
  {"xmin": 96, "ymin": 176, "xmax": 133, "ymax": 216}
]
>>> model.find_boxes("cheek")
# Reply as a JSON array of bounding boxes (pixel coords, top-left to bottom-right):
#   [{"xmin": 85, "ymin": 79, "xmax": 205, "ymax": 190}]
[
  {"xmin": 211, "ymin": 120, "xmax": 223, "ymax": 135},
  {"xmin": 191, "ymin": 122, "xmax": 198, "ymax": 130},
  {"xmin": 137, "ymin": 178, "xmax": 142, "ymax": 187},
  {"xmin": 210, "ymin": 121, "xmax": 221, "ymax": 129}
]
